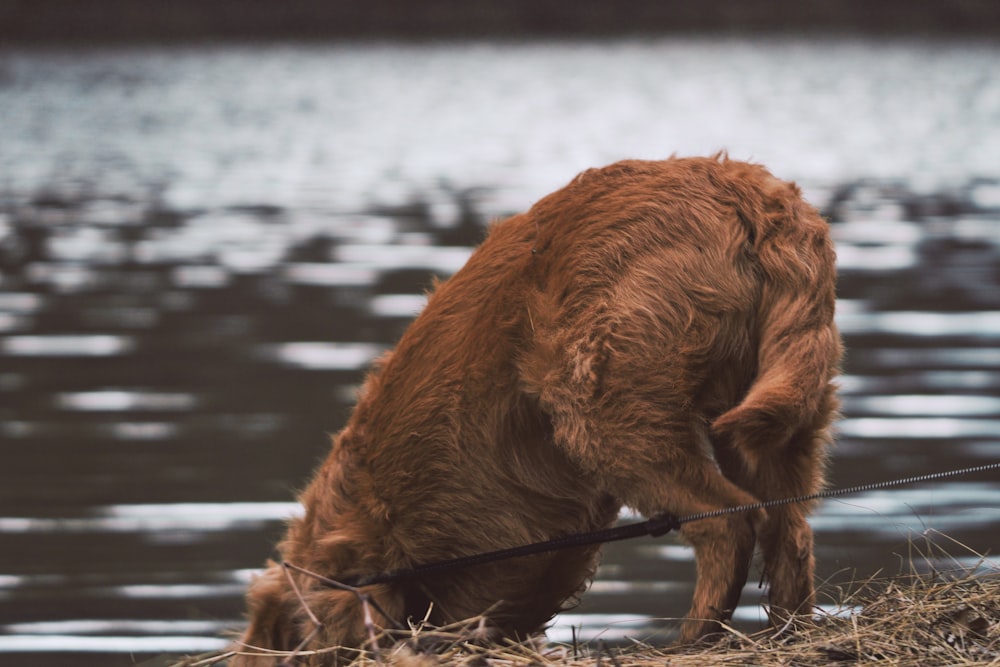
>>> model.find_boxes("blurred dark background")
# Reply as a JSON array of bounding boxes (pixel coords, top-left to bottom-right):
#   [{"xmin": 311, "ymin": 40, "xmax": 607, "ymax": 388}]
[{"xmin": 3, "ymin": 0, "xmax": 1000, "ymax": 43}]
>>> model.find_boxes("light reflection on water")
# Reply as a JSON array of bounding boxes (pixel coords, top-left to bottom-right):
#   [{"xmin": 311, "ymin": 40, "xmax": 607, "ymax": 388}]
[
  {"xmin": 0, "ymin": 634, "xmax": 230, "ymax": 654},
  {"xmin": 837, "ymin": 311, "xmax": 1000, "ymax": 337},
  {"xmin": 838, "ymin": 418, "xmax": 1000, "ymax": 439},
  {"xmin": 264, "ymin": 341, "xmax": 385, "ymax": 371},
  {"xmin": 0, "ymin": 502, "xmax": 302, "ymax": 534},
  {"xmin": 0, "ymin": 38, "xmax": 999, "ymax": 663},
  {"xmin": 843, "ymin": 394, "xmax": 1000, "ymax": 416},
  {"xmin": 57, "ymin": 390, "xmax": 199, "ymax": 411},
  {"xmin": 0, "ymin": 334, "xmax": 134, "ymax": 356}
]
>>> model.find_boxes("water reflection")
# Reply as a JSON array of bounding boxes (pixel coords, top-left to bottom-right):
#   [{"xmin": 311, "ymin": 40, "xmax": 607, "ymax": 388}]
[
  {"xmin": 548, "ymin": 614, "xmax": 657, "ymax": 643},
  {"xmin": 838, "ymin": 417, "xmax": 1000, "ymax": 439},
  {"xmin": 1, "ymin": 334, "xmax": 134, "ymax": 356},
  {"xmin": 843, "ymin": 394, "xmax": 1000, "ymax": 416},
  {"xmin": 265, "ymin": 342, "xmax": 384, "ymax": 370},
  {"xmin": 0, "ymin": 503, "xmax": 301, "ymax": 534},
  {"xmin": 57, "ymin": 390, "xmax": 199, "ymax": 412},
  {"xmin": 0, "ymin": 634, "xmax": 230, "ymax": 654},
  {"xmin": 838, "ymin": 311, "xmax": 1000, "ymax": 337}
]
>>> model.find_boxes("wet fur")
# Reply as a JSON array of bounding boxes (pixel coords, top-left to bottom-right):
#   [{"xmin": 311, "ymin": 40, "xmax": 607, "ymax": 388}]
[{"xmin": 232, "ymin": 156, "xmax": 841, "ymax": 664}]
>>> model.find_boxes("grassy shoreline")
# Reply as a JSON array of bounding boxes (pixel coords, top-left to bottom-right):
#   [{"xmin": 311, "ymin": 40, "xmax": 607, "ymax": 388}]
[{"xmin": 172, "ymin": 535, "xmax": 999, "ymax": 667}]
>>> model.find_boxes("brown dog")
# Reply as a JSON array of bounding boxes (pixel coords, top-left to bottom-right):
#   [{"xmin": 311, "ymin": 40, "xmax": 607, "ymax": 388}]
[{"xmin": 232, "ymin": 156, "xmax": 841, "ymax": 664}]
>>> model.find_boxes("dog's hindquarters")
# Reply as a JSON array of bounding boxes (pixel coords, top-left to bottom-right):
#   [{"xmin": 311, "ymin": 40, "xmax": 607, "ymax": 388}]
[
  {"xmin": 710, "ymin": 179, "xmax": 841, "ymax": 623},
  {"xmin": 520, "ymin": 158, "xmax": 840, "ymax": 640},
  {"xmin": 711, "ymin": 182, "xmax": 840, "ymax": 468}
]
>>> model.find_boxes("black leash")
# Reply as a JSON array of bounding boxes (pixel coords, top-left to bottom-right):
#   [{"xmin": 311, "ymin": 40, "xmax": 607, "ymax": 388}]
[
  {"xmin": 326, "ymin": 461, "xmax": 1000, "ymax": 589},
  {"xmin": 344, "ymin": 513, "xmax": 681, "ymax": 588},
  {"xmin": 681, "ymin": 460, "xmax": 1000, "ymax": 524}
]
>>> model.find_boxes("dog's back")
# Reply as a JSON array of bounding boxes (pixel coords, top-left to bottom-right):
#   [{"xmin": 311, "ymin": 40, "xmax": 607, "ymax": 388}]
[{"xmin": 233, "ymin": 156, "xmax": 840, "ymax": 663}]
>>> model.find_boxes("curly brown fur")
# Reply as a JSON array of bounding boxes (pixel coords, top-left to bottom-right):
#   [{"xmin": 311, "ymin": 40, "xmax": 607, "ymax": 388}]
[{"xmin": 232, "ymin": 156, "xmax": 841, "ymax": 664}]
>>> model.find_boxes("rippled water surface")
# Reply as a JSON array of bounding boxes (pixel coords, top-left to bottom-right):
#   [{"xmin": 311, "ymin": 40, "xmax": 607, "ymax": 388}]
[{"xmin": 1, "ymin": 37, "xmax": 999, "ymax": 665}]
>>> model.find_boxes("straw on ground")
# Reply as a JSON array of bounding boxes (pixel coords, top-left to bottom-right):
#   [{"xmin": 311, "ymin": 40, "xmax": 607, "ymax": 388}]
[{"xmin": 173, "ymin": 532, "xmax": 998, "ymax": 667}]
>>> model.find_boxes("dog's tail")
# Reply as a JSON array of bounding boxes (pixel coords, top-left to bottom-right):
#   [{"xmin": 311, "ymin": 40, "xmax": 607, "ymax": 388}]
[{"xmin": 711, "ymin": 171, "xmax": 841, "ymax": 466}]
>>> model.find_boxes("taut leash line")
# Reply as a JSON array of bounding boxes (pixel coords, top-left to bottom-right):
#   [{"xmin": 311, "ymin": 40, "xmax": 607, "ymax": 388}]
[
  {"xmin": 344, "ymin": 514, "xmax": 681, "ymax": 587},
  {"xmin": 679, "ymin": 460, "xmax": 1000, "ymax": 525},
  {"xmin": 321, "ymin": 461, "xmax": 1000, "ymax": 589}
]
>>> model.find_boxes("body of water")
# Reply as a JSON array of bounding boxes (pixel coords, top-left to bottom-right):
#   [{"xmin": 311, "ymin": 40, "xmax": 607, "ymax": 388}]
[{"xmin": 0, "ymin": 36, "xmax": 999, "ymax": 665}]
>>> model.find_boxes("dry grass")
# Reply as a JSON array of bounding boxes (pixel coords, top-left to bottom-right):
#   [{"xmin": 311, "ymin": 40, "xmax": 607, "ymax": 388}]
[{"xmin": 175, "ymin": 533, "xmax": 999, "ymax": 667}]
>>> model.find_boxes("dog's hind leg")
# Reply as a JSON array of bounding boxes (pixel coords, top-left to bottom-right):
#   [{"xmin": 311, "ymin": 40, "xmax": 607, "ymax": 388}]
[
  {"xmin": 712, "ymin": 384, "xmax": 838, "ymax": 628},
  {"xmin": 521, "ymin": 308, "xmax": 764, "ymax": 643}
]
